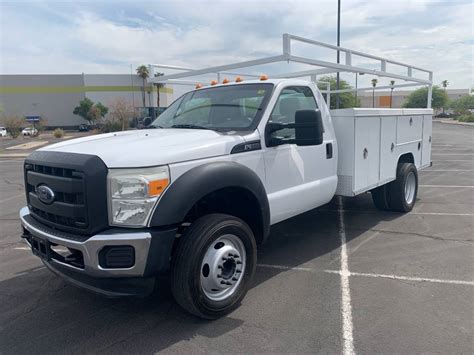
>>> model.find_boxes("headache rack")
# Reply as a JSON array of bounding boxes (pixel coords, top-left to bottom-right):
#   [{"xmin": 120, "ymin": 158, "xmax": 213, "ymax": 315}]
[{"xmin": 148, "ymin": 33, "xmax": 433, "ymax": 109}]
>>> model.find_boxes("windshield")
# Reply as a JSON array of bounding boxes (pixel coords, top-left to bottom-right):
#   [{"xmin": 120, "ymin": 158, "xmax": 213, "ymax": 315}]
[{"xmin": 150, "ymin": 83, "xmax": 273, "ymax": 131}]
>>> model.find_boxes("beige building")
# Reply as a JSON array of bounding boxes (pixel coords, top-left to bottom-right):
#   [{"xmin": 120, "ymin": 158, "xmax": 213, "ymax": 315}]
[
  {"xmin": 357, "ymin": 88, "xmax": 470, "ymax": 110},
  {"xmin": 0, "ymin": 74, "xmax": 178, "ymax": 129}
]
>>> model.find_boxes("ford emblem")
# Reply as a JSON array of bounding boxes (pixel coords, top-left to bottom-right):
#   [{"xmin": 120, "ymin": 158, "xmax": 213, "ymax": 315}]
[{"xmin": 36, "ymin": 185, "xmax": 55, "ymax": 204}]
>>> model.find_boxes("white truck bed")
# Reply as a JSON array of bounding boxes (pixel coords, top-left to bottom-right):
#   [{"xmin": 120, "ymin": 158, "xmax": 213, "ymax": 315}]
[{"xmin": 331, "ymin": 108, "xmax": 433, "ymax": 196}]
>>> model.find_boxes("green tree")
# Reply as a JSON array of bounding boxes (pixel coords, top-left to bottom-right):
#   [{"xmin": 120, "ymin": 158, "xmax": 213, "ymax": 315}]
[
  {"xmin": 402, "ymin": 86, "xmax": 447, "ymax": 109},
  {"xmin": 73, "ymin": 98, "xmax": 108, "ymax": 125},
  {"xmin": 389, "ymin": 80, "xmax": 395, "ymax": 108},
  {"xmin": 317, "ymin": 76, "xmax": 359, "ymax": 109},
  {"xmin": 371, "ymin": 78, "xmax": 378, "ymax": 108},
  {"xmin": 95, "ymin": 102, "xmax": 109, "ymax": 117},
  {"xmin": 73, "ymin": 98, "xmax": 94, "ymax": 122},
  {"xmin": 136, "ymin": 65, "xmax": 150, "ymax": 108}
]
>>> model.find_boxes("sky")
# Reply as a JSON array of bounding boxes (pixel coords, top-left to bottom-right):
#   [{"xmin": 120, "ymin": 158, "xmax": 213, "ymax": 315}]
[{"xmin": 0, "ymin": 0, "xmax": 472, "ymax": 89}]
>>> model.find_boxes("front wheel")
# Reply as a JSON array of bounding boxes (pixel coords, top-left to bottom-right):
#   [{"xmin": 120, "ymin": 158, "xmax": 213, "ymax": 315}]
[{"xmin": 171, "ymin": 213, "xmax": 256, "ymax": 319}]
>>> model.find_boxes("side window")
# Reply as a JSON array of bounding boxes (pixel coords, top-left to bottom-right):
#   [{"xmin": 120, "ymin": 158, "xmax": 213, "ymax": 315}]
[{"xmin": 269, "ymin": 86, "xmax": 318, "ymax": 139}]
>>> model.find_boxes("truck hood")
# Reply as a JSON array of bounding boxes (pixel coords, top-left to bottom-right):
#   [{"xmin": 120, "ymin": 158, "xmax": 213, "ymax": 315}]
[{"xmin": 39, "ymin": 129, "xmax": 245, "ymax": 168}]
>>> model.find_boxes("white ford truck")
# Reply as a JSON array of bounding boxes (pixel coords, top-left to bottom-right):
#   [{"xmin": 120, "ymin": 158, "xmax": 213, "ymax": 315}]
[{"xmin": 19, "ymin": 35, "xmax": 433, "ymax": 318}]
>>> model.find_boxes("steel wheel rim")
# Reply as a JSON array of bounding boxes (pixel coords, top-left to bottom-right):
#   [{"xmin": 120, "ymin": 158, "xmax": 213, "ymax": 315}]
[
  {"xmin": 200, "ymin": 234, "xmax": 246, "ymax": 302},
  {"xmin": 405, "ymin": 171, "xmax": 416, "ymax": 205}
]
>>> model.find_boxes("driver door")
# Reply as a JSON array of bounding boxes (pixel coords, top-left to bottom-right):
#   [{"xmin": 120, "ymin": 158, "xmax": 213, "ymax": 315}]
[{"xmin": 263, "ymin": 85, "xmax": 336, "ymax": 224}]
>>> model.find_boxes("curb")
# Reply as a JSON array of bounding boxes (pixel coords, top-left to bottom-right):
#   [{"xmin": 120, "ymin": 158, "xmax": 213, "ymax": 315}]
[{"xmin": 434, "ymin": 120, "xmax": 474, "ymax": 126}]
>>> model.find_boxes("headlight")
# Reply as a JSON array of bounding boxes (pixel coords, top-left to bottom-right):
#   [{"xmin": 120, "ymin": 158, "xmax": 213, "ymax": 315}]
[{"xmin": 107, "ymin": 166, "xmax": 170, "ymax": 227}]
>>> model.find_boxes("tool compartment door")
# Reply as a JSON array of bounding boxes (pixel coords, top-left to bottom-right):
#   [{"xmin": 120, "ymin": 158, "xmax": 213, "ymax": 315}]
[
  {"xmin": 421, "ymin": 114, "xmax": 432, "ymax": 167},
  {"xmin": 397, "ymin": 115, "xmax": 423, "ymax": 144},
  {"xmin": 353, "ymin": 116, "xmax": 381, "ymax": 193}
]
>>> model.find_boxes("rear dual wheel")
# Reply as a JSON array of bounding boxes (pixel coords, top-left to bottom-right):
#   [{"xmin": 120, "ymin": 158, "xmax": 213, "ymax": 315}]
[
  {"xmin": 372, "ymin": 162, "xmax": 418, "ymax": 212},
  {"xmin": 171, "ymin": 214, "xmax": 256, "ymax": 319}
]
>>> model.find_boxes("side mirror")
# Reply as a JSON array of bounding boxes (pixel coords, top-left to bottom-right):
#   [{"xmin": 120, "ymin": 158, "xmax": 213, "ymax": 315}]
[
  {"xmin": 265, "ymin": 109, "xmax": 324, "ymax": 147},
  {"xmin": 143, "ymin": 116, "xmax": 152, "ymax": 127},
  {"xmin": 294, "ymin": 109, "xmax": 324, "ymax": 146}
]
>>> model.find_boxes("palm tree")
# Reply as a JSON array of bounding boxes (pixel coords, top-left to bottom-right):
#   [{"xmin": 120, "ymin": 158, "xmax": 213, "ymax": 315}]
[
  {"xmin": 154, "ymin": 72, "xmax": 164, "ymax": 112},
  {"xmin": 389, "ymin": 80, "xmax": 395, "ymax": 108},
  {"xmin": 441, "ymin": 80, "xmax": 449, "ymax": 113},
  {"xmin": 136, "ymin": 65, "xmax": 150, "ymax": 108},
  {"xmin": 371, "ymin": 78, "xmax": 378, "ymax": 108}
]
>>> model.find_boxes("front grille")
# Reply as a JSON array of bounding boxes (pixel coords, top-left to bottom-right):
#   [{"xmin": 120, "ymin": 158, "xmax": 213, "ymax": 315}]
[
  {"xmin": 26, "ymin": 164, "xmax": 88, "ymax": 231},
  {"xmin": 24, "ymin": 151, "xmax": 108, "ymax": 236}
]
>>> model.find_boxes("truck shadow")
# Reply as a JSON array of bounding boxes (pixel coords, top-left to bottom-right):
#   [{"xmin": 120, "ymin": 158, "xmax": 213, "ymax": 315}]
[{"xmin": 0, "ymin": 194, "xmax": 402, "ymax": 354}]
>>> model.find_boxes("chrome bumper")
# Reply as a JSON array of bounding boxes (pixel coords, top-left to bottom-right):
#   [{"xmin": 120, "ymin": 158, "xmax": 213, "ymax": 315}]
[{"xmin": 19, "ymin": 206, "xmax": 151, "ymax": 278}]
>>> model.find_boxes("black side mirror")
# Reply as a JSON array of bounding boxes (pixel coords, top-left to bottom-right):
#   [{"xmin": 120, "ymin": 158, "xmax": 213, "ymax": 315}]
[
  {"xmin": 294, "ymin": 109, "xmax": 324, "ymax": 146},
  {"xmin": 143, "ymin": 116, "xmax": 152, "ymax": 127},
  {"xmin": 265, "ymin": 109, "xmax": 324, "ymax": 147}
]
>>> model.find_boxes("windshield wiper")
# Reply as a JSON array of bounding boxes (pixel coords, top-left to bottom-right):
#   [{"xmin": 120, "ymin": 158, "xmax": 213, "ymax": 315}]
[{"xmin": 171, "ymin": 124, "xmax": 211, "ymax": 130}]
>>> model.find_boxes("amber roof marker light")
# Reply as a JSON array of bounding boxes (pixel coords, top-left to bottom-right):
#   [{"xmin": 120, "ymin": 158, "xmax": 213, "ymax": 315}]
[
  {"xmin": 235, "ymin": 76, "xmax": 243, "ymax": 82},
  {"xmin": 222, "ymin": 78, "xmax": 230, "ymax": 84},
  {"xmin": 195, "ymin": 83, "xmax": 203, "ymax": 89},
  {"xmin": 210, "ymin": 80, "xmax": 218, "ymax": 86},
  {"xmin": 259, "ymin": 74, "xmax": 269, "ymax": 81}
]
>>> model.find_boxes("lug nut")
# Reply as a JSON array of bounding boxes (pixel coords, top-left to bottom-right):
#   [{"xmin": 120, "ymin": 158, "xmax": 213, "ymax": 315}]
[
  {"xmin": 236, "ymin": 269, "xmax": 242, "ymax": 273},
  {"xmin": 236, "ymin": 261, "xmax": 242, "ymax": 265},
  {"xmin": 222, "ymin": 257, "xmax": 227, "ymax": 261}
]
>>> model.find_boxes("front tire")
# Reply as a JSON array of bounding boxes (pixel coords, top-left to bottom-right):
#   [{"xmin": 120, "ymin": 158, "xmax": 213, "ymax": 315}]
[
  {"xmin": 387, "ymin": 162, "xmax": 418, "ymax": 212},
  {"xmin": 171, "ymin": 213, "xmax": 257, "ymax": 319}
]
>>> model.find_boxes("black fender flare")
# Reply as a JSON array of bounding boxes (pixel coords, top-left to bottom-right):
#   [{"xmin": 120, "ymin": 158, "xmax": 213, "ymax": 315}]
[{"xmin": 149, "ymin": 161, "xmax": 270, "ymax": 242}]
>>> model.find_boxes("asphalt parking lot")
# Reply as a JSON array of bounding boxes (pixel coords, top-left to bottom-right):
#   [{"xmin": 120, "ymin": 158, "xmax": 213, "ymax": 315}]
[
  {"xmin": 0, "ymin": 122, "xmax": 472, "ymax": 353},
  {"xmin": 0, "ymin": 131, "xmax": 90, "ymax": 155}
]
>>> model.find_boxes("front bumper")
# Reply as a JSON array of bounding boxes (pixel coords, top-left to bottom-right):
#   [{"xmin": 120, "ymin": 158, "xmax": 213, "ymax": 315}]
[{"xmin": 19, "ymin": 206, "xmax": 176, "ymax": 296}]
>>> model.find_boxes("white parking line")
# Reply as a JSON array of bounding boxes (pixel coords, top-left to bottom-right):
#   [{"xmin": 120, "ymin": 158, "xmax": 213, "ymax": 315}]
[
  {"xmin": 420, "ymin": 184, "xmax": 474, "ymax": 188},
  {"xmin": 421, "ymin": 170, "xmax": 474, "ymax": 172},
  {"xmin": 257, "ymin": 265, "xmax": 474, "ymax": 287},
  {"xmin": 319, "ymin": 209, "xmax": 474, "ymax": 217},
  {"xmin": 0, "ymin": 193, "xmax": 24, "ymax": 204},
  {"xmin": 346, "ymin": 271, "xmax": 474, "ymax": 286},
  {"xmin": 337, "ymin": 196, "xmax": 355, "ymax": 355},
  {"xmin": 433, "ymin": 160, "xmax": 474, "ymax": 162}
]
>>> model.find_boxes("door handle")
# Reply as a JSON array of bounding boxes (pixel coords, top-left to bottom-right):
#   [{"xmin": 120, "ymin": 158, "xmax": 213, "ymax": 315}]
[{"xmin": 326, "ymin": 143, "xmax": 333, "ymax": 159}]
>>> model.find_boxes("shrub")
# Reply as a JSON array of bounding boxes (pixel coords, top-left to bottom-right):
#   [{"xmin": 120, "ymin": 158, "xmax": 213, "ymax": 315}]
[
  {"xmin": 457, "ymin": 114, "xmax": 474, "ymax": 123},
  {"xmin": 53, "ymin": 128, "xmax": 64, "ymax": 138},
  {"xmin": 450, "ymin": 95, "xmax": 474, "ymax": 116},
  {"xmin": 100, "ymin": 121, "xmax": 122, "ymax": 133},
  {"xmin": 1, "ymin": 114, "xmax": 23, "ymax": 138}
]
